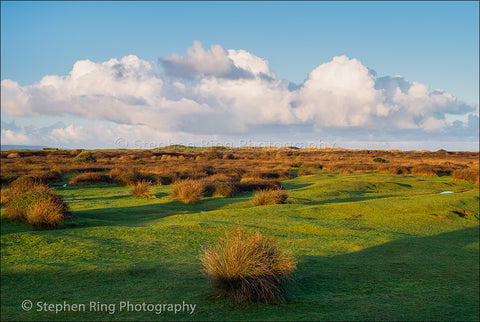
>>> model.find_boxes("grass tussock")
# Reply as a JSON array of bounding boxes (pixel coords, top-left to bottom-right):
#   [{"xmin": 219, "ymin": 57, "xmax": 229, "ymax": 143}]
[
  {"xmin": 170, "ymin": 179, "xmax": 204, "ymax": 204},
  {"xmin": 251, "ymin": 189, "xmax": 289, "ymax": 206},
  {"xmin": 1, "ymin": 176, "xmax": 70, "ymax": 229},
  {"xmin": 201, "ymin": 227, "xmax": 296, "ymax": 304},
  {"xmin": 25, "ymin": 195, "xmax": 67, "ymax": 229},
  {"xmin": 131, "ymin": 180, "xmax": 155, "ymax": 198},
  {"xmin": 170, "ymin": 176, "xmax": 239, "ymax": 203},
  {"xmin": 68, "ymin": 172, "xmax": 112, "ymax": 185}
]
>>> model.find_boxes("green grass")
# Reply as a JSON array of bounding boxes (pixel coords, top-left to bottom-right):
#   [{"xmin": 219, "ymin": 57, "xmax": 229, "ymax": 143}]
[{"xmin": 1, "ymin": 171, "xmax": 478, "ymax": 321}]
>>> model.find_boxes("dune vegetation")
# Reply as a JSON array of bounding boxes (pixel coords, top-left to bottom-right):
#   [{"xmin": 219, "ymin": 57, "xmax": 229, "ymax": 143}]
[{"xmin": 1, "ymin": 147, "xmax": 478, "ymax": 321}]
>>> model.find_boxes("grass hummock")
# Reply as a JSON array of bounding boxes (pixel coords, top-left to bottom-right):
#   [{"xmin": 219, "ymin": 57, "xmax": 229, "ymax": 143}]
[
  {"xmin": 201, "ymin": 227, "xmax": 296, "ymax": 304},
  {"xmin": 1, "ymin": 176, "xmax": 70, "ymax": 229},
  {"xmin": 250, "ymin": 189, "xmax": 288, "ymax": 206},
  {"xmin": 131, "ymin": 180, "xmax": 155, "ymax": 198}
]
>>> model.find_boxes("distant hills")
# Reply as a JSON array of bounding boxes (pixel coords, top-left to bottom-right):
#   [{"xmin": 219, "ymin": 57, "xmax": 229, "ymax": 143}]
[{"xmin": 1, "ymin": 145, "xmax": 52, "ymax": 151}]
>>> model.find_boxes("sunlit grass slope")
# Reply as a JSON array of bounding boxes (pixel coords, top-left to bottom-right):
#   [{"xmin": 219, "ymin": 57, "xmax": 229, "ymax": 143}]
[{"xmin": 1, "ymin": 172, "xmax": 478, "ymax": 321}]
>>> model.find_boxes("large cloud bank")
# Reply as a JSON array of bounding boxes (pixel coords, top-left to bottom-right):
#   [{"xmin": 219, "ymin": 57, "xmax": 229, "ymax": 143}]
[{"xmin": 1, "ymin": 41, "xmax": 478, "ymax": 149}]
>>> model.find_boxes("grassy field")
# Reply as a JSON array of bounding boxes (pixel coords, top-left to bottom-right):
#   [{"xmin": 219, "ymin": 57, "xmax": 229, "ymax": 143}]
[{"xmin": 1, "ymin": 170, "xmax": 479, "ymax": 321}]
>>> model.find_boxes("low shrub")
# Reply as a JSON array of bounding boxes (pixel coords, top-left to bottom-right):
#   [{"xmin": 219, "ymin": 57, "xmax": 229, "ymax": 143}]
[
  {"xmin": 1, "ymin": 176, "xmax": 44, "ymax": 206},
  {"xmin": 38, "ymin": 170, "xmax": 63, "ymax": 182},
  {"xmin": 237, "ymin": 180, "xmax": 283, "ymax": 192},
  {"xmin": 339, "ymin": 168, "xmax": 354, "ymax": 174},
  {"xmin": 210, "ymin": 181, "xmax": 236, "ymax": 197},
  {"xmin": 109, "ymin": 168, "xmax": 140, "ymax": 186},
  {"xmin": 109, "ymin": 168, "xmax": 158, "ymax": 186},
  {"xmin": 131, "ymin": 180, "xmax": 155, "ymax": 198},
  {"xmin": 251, "ymin": 189, "xmax": 289, "ymax": 206},
  {"xmin": 200, "ymin": 227, "xmax": 296, "ymax": 304},
  {"xmin": 108, "ymin": 168, "xmax": 124, "ymax": 178},
  {"xmin": 373, "ymin": 157, "xmax": 387, "ymax": 163},
  {"xmin": 453, "ymin": 168, "xmax": 479, "ymax": 184},
  {"xmin": 63, "ymin": 166, "xmax": 109, "ymax": 174},
  {"xmin": 202, "ymin": 175, "xmax": 238, "ymax": 197},
  {"xmin": 384, "ymin": 166, "xmax": 411, "ymax": 175},
  {"xmin": 73, "ymin": 151, "xmax": 97, "ymax": 163},
  {"xmin": 68, "ymin": 172, "xmax": 112, "ymax": 185},
  {"xmin": 155, "ymin": 174, "xmax": 176, "ymax": 185},
  {"xmin": 410, "ymin": 165, "xmax": 440, "ymax": 177}
]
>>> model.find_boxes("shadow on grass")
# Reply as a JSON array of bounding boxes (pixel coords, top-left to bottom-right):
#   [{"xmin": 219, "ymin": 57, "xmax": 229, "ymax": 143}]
[
  {"xmin": 281, "ymin": 182, "xmax": 314, "ymax": 190},
  {"xmin": 65, "ymin": 193, "xmax": 252, "ymax": 229},
  {"xmin": 305, "ymin": 193, "xmax": 395, "ymax": 206},
  {"xmin": 292, "ymin": 226, "xmax": 479, "ymax": 321},
  {"xmin": 2, "ymin": 227, "xmax": 477, "ymax": 321}
]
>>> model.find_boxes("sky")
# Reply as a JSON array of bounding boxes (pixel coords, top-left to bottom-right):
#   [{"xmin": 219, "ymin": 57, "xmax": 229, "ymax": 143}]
[{"xmin": 1, "ymin": 1, "xmax": 479, "ymax": 151}]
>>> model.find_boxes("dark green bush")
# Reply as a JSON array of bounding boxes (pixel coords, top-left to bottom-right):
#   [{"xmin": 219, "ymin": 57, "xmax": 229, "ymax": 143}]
[
  {"xmin": 73, "ymin": 151, "xmax": 97, "ymax": 163},
  {"xmin": 373, "ymin": 157, "xmax": 387, "ymax": 163}
]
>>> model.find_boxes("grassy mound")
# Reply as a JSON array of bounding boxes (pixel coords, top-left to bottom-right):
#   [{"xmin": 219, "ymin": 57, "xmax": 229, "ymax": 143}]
[
  {"xmin": 1, "ymin": 176, "xmax": 70, "ymax": 229},
  {"xmin": 72, "ymin": 151, "xmax": 97, "ymax": 163}
]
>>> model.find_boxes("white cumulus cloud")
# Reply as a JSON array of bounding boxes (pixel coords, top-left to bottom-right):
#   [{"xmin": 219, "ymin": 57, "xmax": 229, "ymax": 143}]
[{"xmin": 1, "ymin": 41, "xmax": 477, "ymax": 144}]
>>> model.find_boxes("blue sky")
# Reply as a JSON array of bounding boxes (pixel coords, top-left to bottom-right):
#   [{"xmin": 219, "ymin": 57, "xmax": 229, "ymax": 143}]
[{"xmin": 1, "ymin": 1, "xmax": 479, "ymax": 150}]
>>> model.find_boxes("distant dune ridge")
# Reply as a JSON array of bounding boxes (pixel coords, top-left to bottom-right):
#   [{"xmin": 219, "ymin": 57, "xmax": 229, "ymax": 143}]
[{"xmin": 1, "ymin": 145, "xmax": 50, "ymax": 151}]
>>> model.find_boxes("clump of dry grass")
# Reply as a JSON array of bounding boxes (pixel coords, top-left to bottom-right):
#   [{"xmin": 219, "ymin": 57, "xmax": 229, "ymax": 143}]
[
  {"xmin": 68, "ymin": 172, "xmax": 111, "ymax": 185},
  {"xmin": 170, "ymin": 176, "xmax": 239, "ymax": 203},
  {"xmin": 200, "ymin": 227, "xmax": 296, "ymax": 304},
  {"xmin": 250, "ymin": 189, "xmax": 288, "ymax": 206},
  {"xmin": 1, "ymin": 177, "xmax": 70, "ymax": 229},
  {"xmin": 25, "ymin": 195, "xmax": 67, "ymax": 230},
  {"xmin": 131, "ymin": 180, "xmax": 155, "ymax": 198},
  {"xmin": 170, "ymin": 179, "xmax": 204, "ymax": 204}
]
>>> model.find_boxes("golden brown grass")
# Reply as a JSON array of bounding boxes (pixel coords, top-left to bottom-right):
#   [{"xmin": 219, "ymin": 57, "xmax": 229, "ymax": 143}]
[
  {"xmin": 170, "ymin": 179, "xmax": 204, "ymax": 204},
  {"xmin": 68, "ymin": 172, "xmax": 111, "ymax": 185},
  {"xmin": 25, "ymin": 195, "xmax": 67, "ymax": 229},
  {"xmin": 200, "ymin": 227, "xmax": 296, "ymax": 304},
  {"xmin": 131, "ymin": 180, "xmax": 155, "ymax": 198},
  {"xmin": 1, "ymin": 149, "xmax": 478, "ymax": 189},
  {"xmin": 453, "ymin": 168, "xmax": 479, "ymax": 185},
  {"xmin": 1, "ymin": 176, "xmax": 45, "ymax": 206},
  {"xmin": 250, "ymin": 189, "xmax": 288, "ymax": 206},
  {"xmin": 1, "ymin": 176, "xmax": 70, "ymax": 229}
]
